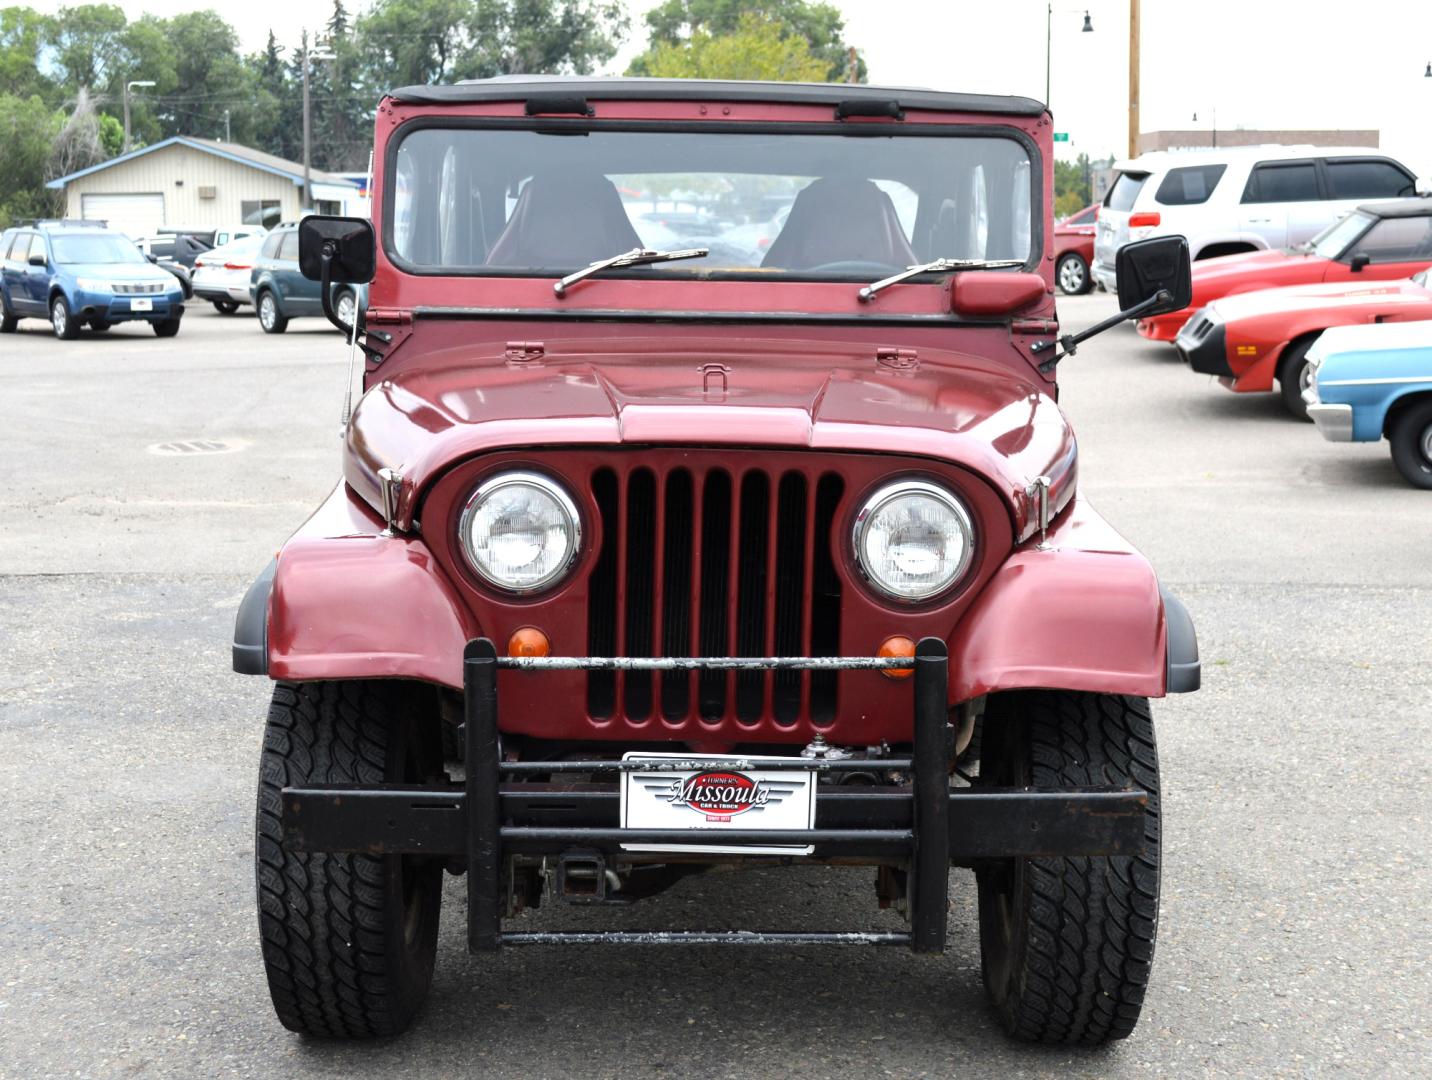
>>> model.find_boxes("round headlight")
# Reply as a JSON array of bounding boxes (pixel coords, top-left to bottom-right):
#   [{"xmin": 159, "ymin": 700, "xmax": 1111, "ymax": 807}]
[
  {"xmin": 459, "ymin": 472, "xmax": 582, "ymax": 593},
  {"xmin": 852, "ymin": 480, "xmax": 975, "ymax": 602}
]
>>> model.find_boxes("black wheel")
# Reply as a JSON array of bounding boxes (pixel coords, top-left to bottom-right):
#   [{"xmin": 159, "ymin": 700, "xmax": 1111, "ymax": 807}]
[
  {"xmin": 1277, "ymin": 337, "xmax": 1317, "ymax": 421},
  {"xmin": 90, "ymin": 320, "xmax": 111, "ymax": 332},
  {"xmin": 976, "ymin": 690, "xmax": 1160, "ymax": 1045},
  {"xmin": 1388, "ymin": 398, "xmax": 1432, "ymax": 490},
  {"xmin": 152, "ymin": 318, "xmax": 181, "ymax": 338},
  {"xmin": 50, "ymin": 294, "xmax": 79, "ymax": 340},
  {"xmin": 213, "ymin": 299, "xmax": 240, "ymax": 315},
  {"xmin": 1056, "ymin": 253, "xmax": 1093, "ymax": 296},
  {"xmin": 256, "ymin": 681, "xmax": 444, "ymax": 1038},
  {"xmin": 334, "ymin": 288, "xmax": 357, "ymax": 333},
  {"xmin": 257, "ymin": 290, "xmax": 288, "ymax": 333},
  {"xmin": 0, "ymin": 291, "xmax": 17, "ymax": 333}
]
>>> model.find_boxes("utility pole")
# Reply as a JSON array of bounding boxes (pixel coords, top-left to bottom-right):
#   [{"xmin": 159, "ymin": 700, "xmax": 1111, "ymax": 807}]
[
  {"xmin": 122, "ymin": 79, "xmax": 155, "ymax": 154},
  {"xmin": 1127, "ymin": 0, "xmax": 1140, "ymax": 158},
  {"xmin": 302, "ymin": 29, "xmax": 312, "ymax": 210},
  {"xmin": 847, "ymin": 45, "xmax": 858, "ymax": 84}
]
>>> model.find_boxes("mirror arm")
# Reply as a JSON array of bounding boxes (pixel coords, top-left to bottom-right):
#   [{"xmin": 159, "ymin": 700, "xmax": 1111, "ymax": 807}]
[
  {"xmin": 317, "ymin": 246, "xmax": 355, "ymax": 338},
  {"xmin": 1035, "ymin": 289, "xmax": 1172, "ymax": 374}
]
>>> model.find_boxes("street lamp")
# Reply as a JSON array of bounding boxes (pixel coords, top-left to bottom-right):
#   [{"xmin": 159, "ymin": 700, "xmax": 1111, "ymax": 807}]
[
  {"xmin": 1045, "ymin": 6, "xmax": 1094, "ymax": 105},
  {"xmin": 122, "ymin": 80, "xmax": 155, "ymax": 154}
]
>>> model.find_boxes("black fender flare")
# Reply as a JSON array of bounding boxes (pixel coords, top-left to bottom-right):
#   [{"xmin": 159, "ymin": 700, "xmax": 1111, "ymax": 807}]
[
  {"xmin": 1161, "ymin": 586, "xmax": 1200, "ymax": 693},
  {"xmin": 232, "ymin": 559, "xmax": 276, "ymax": 675}
]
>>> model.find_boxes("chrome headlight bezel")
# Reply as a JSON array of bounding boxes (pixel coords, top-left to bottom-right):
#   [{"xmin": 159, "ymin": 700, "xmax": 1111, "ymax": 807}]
[
  {"xmin": 458, "ymin": 470, "xmax": 583, "ymax": 595},
  {"xmin": 851, "ymin": 479, "xmax": 976, "ymax": 604}
]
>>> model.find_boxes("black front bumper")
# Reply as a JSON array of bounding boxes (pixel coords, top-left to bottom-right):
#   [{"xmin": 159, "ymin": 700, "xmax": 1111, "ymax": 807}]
[
  {"xmin": 1175, "ymin": 310, "xmax": 1232, "ymax": 376},
  {"xmin": 280, "ymin": 639, "xmax": 1149, "ymax": 954}
]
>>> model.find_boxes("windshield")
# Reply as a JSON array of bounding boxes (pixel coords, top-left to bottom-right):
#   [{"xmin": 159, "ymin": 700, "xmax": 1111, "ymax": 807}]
[
  {"xmin": 1415, "ymin": 269, "xmax": 1429, "ymax": 288},
  {"xmin": 1309, "ymin": 212, "xmax": 1373, "ymax": 259},
  {"xmin": 51, "ymin": 233, "xmax": 147, "ymax": 265},
  {"xmin": 387, "ymin": 125, "xmax": 1035, "ymax": 278}
]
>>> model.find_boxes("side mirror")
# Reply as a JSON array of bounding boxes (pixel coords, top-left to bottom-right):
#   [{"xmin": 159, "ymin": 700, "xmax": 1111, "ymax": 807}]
[
  {"xmin": 1115, "ymin": 235, "xmax": 1192, "ymax": 315},
  {"xmin": 1349, "ymin": 252, "xmax": 1370, "ymax": 273},
  {"xmin": 298, "ymin": 215, "xmax": 375, "ymax": 284},
  {"xmin": 28, "ymin": 253, "xmax": 46, "ymax": 267}
]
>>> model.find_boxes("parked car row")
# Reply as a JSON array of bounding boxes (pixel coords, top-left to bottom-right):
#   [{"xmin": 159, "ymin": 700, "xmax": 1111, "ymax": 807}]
[
  {"xmin": 1122, "ymin": 191, "xmax": 1432, "ymax": 488},
  {"xmin": 1, "ymin": 218, "xmax": 362, "ymax": 339}
]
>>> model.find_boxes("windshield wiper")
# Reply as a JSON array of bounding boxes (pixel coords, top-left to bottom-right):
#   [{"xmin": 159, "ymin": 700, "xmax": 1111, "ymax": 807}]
[
  {"xmin": 857, "ymin": 258, "xmax": 1025, "ymax": 303},
  {"xmin": 553, "ymin": 246, "xmax": 709, "ymax": 297}
]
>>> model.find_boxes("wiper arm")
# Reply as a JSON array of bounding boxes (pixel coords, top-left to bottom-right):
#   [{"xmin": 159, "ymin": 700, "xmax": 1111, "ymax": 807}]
[
  {"xmin": 858, "ymin": 258, "xmax": 1025, "ymax": 303},
  {"xmin": 553, "ymin": 246, "xmax": 709, "ymax": 297}
]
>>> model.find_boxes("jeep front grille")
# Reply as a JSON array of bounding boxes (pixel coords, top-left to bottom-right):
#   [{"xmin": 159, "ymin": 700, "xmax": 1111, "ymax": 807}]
[{"xmin": 586, "ymin": 464, "xmax": 844, "ymax": 727}]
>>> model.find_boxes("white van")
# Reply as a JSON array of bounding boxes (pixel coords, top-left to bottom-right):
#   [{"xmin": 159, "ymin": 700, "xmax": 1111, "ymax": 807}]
[{"xmin": 1092, "ymin": 146, "xmax": 1417, "ymax": 292}]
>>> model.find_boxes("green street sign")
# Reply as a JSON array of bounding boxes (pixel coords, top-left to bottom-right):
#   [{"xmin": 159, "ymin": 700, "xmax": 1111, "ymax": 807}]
[{"xmin": 1053, "ymin": 132, "xmax": 1070, "ymax": 142}]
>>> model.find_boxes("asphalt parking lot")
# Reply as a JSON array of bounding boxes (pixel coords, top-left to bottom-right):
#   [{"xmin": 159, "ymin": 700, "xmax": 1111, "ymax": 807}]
[{"xmin": 1, "ymin": 297, "xmax": 1429, "ymax": 1079}]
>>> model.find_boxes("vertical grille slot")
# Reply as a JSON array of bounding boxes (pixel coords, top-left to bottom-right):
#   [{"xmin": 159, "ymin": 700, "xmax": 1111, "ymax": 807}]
[
  {"xmin": 697, "ymin": 471, "xmax": 732, "ymax": 719},
  {"xmin": 659, "ymin": 470, "xmax": 695, "ymax": 720},
  {"xmin": 772, "ymin": 472, "xmax": 808, "ymax": 725},
  {"xmin": 585, "ymin": 469, "xmax": 619, "ymax": 718},
  {"xmin": 810, "ymin": 475, "xmax": 845, "ymax": 723},
  {"xmin": 622, "ymin": 469, "xmax": 658, "ymax": 721},
  {"xmin": 734, "ymin": 471, "xmax": 771, "ymax": 722},
  {"xmin": 585, "ymin": 460, "xmax": 842, "ymax": 729}
]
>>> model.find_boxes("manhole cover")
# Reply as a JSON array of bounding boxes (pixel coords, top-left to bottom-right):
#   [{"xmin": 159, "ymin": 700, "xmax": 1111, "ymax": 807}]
[{"xmin": 147, "ymin": 439, "xmax": 243, "ymax": 456}]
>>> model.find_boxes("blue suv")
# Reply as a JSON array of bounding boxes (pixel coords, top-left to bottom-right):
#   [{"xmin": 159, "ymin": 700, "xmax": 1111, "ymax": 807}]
[
  {"xmin": 251, "ymin": 222, "xmax": 363, "ymax": 334},
  {"xmin": 0, "ymin": 221, "xmax": 185, "ymax": 339}
]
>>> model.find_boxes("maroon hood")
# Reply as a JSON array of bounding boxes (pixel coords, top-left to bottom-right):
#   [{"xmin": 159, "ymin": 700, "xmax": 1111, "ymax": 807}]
[{"xmin": 343, "ymin": 327, "xmax": 1077, "ymax": 542}]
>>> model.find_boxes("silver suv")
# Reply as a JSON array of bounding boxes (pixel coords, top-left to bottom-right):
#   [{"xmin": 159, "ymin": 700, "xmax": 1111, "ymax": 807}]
[{"xmin": 1093, "ymin": 145, "xmax": 1417, "ymax": 291}]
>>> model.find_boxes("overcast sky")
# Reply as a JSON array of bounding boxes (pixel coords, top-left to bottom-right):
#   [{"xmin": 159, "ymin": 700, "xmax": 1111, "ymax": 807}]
[{"xmin": 30, "ymin": 0, "xmax": 1432, "ymax": 172}]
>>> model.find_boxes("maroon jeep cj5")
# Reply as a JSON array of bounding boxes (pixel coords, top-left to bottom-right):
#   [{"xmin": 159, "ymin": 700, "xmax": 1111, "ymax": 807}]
[{"xmin": 234, "ymin": 76, "xmax": 1199, "ymax": 1044}]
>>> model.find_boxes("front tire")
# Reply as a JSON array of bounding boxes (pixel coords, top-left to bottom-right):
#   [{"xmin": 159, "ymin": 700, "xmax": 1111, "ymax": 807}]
[
  {"xmin": 976, "ymin": 690, "xmax": 1160, "ymax": 1045},
  {"xmin": 152, "ymin": 318, "xmax": 181, "ymax": 337},
  {"xmin": 256, "ymin": 681, "xmax": 444, "ymax": 1038},
  {"xmin": 1056, "ymin": 253, "xmax": 1093, "ymax": 296},
  {"xmin": 257, "ymin": 290, "xmax": 288, "ymax": 333},
  {"xmin": 1388, "ymin": 398, "xmax": 1432, "ymax": 489},
  {"xmin": 1, "ymin": 291, "xmax": 17, "ymax": 333},
  {"xmin": 50, "ymin": 295, "xmax": 79, "ymax": 340},
  {"xmin": 1278, "ymin": 338, "xmax": 1317, "ymax": 421}
]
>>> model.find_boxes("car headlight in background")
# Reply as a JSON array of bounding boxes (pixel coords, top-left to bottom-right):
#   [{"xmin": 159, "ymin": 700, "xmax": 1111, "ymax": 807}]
[
  {"xmin": 852, "ymin": 480, "xmax": 976, "ymax": 602},
  {"xmin": 459, "ymin": 471, "xmax": 582, "ymax": 593}
]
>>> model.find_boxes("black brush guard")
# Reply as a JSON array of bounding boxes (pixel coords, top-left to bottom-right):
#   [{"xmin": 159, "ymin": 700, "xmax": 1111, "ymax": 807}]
[{"xmin": 280, "ymin": 638, "xmax": 1148, "ymax": 954}]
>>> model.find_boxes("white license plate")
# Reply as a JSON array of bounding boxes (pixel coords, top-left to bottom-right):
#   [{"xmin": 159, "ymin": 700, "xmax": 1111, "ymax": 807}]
[
  {"xmin": 130, "ymin": 297, "xmax": 153, "ymax": 311},
  {"xmin": 619, "ymin": 752, "xmax": 816, "ymax": 855}
]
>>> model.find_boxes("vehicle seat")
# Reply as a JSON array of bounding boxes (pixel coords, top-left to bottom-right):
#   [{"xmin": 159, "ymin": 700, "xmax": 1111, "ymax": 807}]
[
  {"xmin": 486, "ymin": 172, "xmax": 643, "ymax": 268},
  {"xmin": 761, "ymin": 178, "xmax": 917, "ymax": 270}
]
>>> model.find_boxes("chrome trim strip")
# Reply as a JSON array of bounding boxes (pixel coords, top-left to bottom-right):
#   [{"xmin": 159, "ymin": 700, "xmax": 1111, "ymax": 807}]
[{"xmin": 1317, "ymin": 376, "xmax": 1432, "ymax": 388}]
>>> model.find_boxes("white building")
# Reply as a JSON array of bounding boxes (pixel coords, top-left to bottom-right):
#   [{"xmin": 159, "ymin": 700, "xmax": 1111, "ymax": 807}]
[{"xmin": 46, "ymin": 137, "xmax": 362, "ymax": 237}]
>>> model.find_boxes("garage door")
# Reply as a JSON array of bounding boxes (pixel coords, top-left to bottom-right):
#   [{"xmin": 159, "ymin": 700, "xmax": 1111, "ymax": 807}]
[{"xmin": 80, "ymin": 193, "xmax": 166, "ymax": 238}]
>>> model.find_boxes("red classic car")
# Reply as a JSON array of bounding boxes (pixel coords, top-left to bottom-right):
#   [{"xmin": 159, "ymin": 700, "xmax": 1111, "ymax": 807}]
[
  {"xmin": 1139, "ymin": 198, "xmax": 1432, "ymax": 341},
  {"xmin": 231, "ymin": 76, "xmax": 1200, "ymax": 1045},
  {"xmin": 1176, "ymin": 270, "xmax": 1432, "ymax": 418},
  {"xmin": 1054, "ymin": 203, "xmax": 1098, "ymax": 295}
]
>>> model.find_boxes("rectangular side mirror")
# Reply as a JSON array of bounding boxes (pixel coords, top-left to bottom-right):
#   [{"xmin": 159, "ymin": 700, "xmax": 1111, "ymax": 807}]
[
  {"xmin": 28, "ymin": 253, "xmax": 46, "ymax": 267},
  {"xmin": 298, "ymin": 215, "xmax": 376, "ymax": 284},
  {"xmin": 1115, "ymin": 235, "xmax": 1192, "ymax": 315}
]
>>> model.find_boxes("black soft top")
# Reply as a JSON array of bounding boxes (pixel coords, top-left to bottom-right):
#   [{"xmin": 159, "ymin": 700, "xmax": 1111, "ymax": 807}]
[
  {"xmin": 386, "ymin": 75, "xmax": 1046, "ymax": 118},
  {"xmin": 1361, "ymin": 197, "xmax": 1432, "ymax": 219}
]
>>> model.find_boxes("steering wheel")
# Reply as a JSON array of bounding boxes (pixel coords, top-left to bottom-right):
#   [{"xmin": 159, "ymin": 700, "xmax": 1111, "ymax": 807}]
[{"xmin": 804, "ymin": 260, "xmax": 905, "ymax": 276}]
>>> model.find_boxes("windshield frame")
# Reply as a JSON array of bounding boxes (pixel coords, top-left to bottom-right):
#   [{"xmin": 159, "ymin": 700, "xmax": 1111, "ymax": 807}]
[
  {"xmin": 379, "ymin": 116, "xmax": 1044, "ymax": 287},
  {"xmin": 1308, "ymin": 211, "xmax": 1375, "ymax": 260}
]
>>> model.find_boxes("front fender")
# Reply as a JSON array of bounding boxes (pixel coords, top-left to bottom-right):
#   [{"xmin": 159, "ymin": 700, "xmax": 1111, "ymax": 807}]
[
  {"xmin": 950, "ymin": 497, "xmax": 1198, "ymax": 699},
  {"xmin": 232, "ymin": 482, "xmax": 478, "ymax": 686}
]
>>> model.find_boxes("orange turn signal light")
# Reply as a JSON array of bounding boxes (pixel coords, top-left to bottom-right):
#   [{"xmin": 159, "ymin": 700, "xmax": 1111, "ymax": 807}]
[
  {"xmin": 878, "ymin": 635, "xmax": 916, "ymax": 679},
  {"xmin": 507, "ymin": 627, "xmax": 551, "ymax": 658}
]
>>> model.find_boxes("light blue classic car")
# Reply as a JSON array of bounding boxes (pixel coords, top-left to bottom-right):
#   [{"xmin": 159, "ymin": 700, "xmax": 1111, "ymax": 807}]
[{"xmin": 1304, "ymin": 311, "xmax": 1432, "ymax": 488}]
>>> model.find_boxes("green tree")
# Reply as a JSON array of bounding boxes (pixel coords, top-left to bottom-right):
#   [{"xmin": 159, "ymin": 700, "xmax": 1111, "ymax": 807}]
[
  {"xmin": 0, "ymin": 7, "xmax": 58, "ymax": 101},
  {"xmin": 1054, "ymin": 152, "xmax": 1092, "ymax": 217},
  {"xmin": 638, "ymin": 12, "xmax": 829, "ymax": 82},
  {"xmin": 46, "ymin": 4, "xmax": 129, "ymax": 94},
  {"xmin": 0, "ymin": 92, "xmax": 60, "ymax": 226},
  {"xmin": 629, "ymin": 0, "xmax": 862, "ymax": 82}
]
